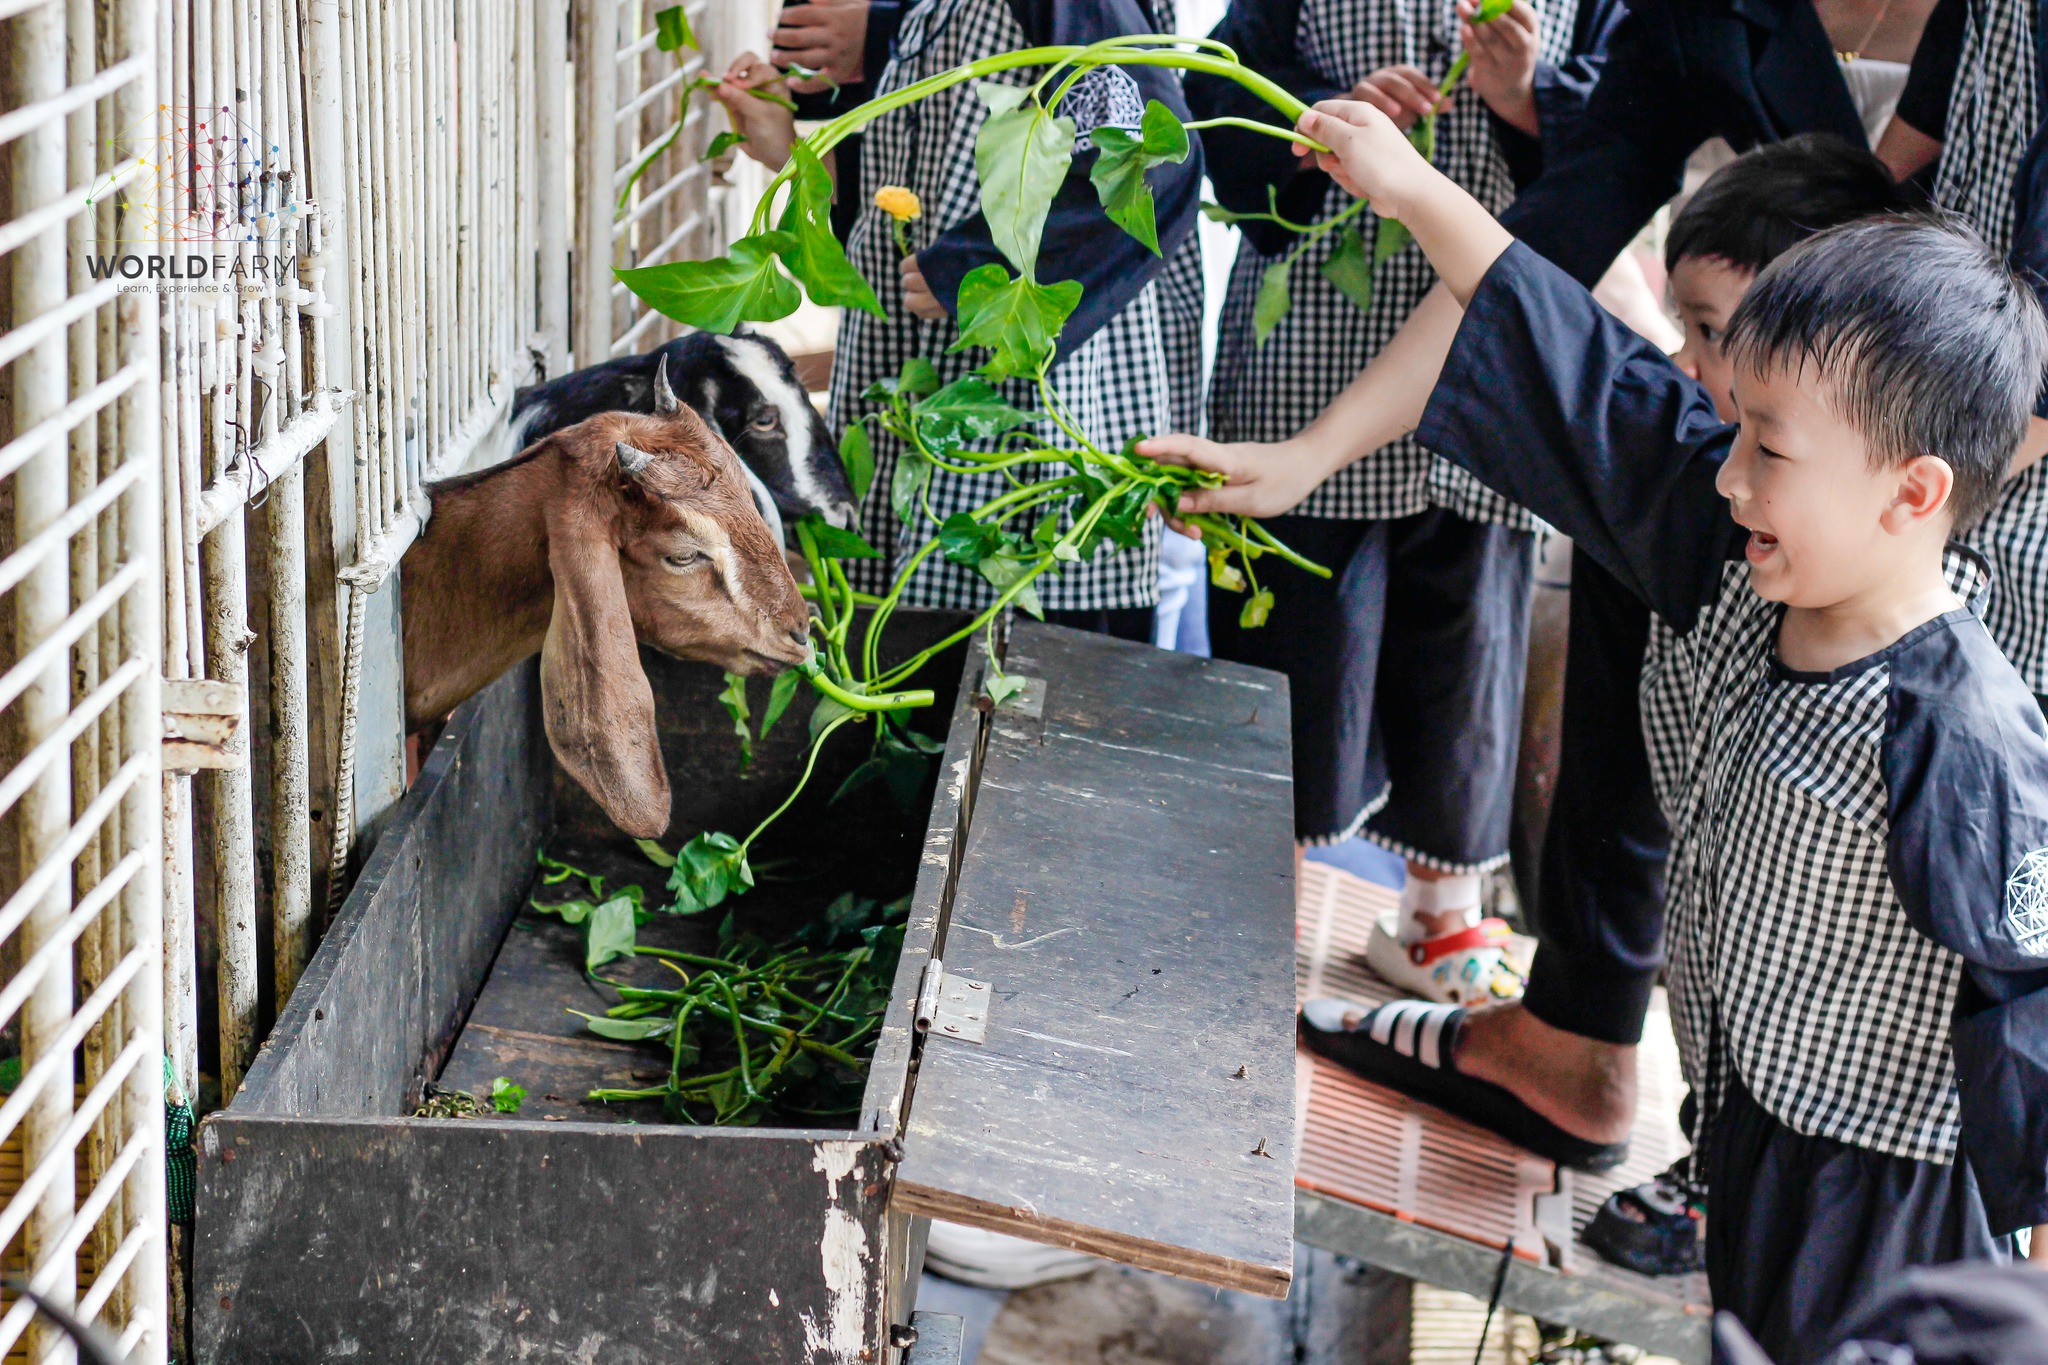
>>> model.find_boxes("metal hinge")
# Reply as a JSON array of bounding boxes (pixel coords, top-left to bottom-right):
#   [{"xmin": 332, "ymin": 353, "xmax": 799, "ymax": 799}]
[
  {"xmin": 162, "ymin": 678, "xmax": 247, "ymax": 772},
  {"xmin": 913, "ymin": 959, "xmax": 992, "ymax": 1045}
]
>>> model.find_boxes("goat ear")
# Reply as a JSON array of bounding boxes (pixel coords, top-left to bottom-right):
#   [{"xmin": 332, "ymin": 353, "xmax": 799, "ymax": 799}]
[
  {"xmin": 616, "ymin": 440, "xmax": 654, "ymax": 477},
  {"xmin": 653, "ymin": 355, "xmax": 682, "ymax": 415},
  {"xmin": 540, "ymin": 512, "xmax": 671, "ymax": 838}
]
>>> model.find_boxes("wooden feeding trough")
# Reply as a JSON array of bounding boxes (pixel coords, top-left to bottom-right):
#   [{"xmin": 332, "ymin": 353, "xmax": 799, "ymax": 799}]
[{"xmin": 191, "ymin": 616, "xmax": 1302, "ymax": 1362}]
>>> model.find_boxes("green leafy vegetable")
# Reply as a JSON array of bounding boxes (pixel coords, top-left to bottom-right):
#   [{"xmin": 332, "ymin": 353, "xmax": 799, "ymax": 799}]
[
  {"xmin": 701, "ymin": 129, "xmax": 748, "ymax": 162},
  {"xmin": 949, "ymin": 263, "xmax": 1082, "ymax": 380},
  {"xmin": 617, "ymin": 233, "xmax": 801, "ymax": 334},
  {"xmin": 761, "ymin": 669, "xmax": 804, "ymax": 741},
  {"xmin": 913, "ymin": 377, "xmax": 1040, "ymax": 455},
  {"xmin": 775, "ymin": 144, "xmax": 886, "ymax": 316},
  {"xmin": 635, "ymin": 838, "xmax": 678, "ymax": 869},
  {"xmin": 669, "ymin": 832, "xmax": 754, "ymax": 914},
  {"xmin": 890, "ymin": 447, "xmax": 932, "ymax": 522},
  {"xmin": 490, "ymin": 1077, "xmax": 527, "ymax": 1113},
  {"xmin": 973, "ymin": 83, "xmax": 1075, "ymax": 277},
  {"xmin": 653, "ymin": 5, "xmax": 697, "ymax": 52},
  {"xmin": 720, "ymin": 671, "xmax": 755, "ymax": 770},
  {"xmin": 1253, "ymin": 257, "xmax": 1292, "ymax": 344},
  {"xmin": 1321, "ymin": 224, "xmax": 1374, "ymax": 313},
  {"xmin": 586, "ymin": 897, "xmax": 639, "ymax": 972},
  {"xmin": 984, "ymin": 673, "xmax": 1029, "ymax": 707},
  {"xmin": 1088, "ymin": 100, "xmax": 1192, "ymax": 255},
  {"xmin": 1240, "ymin": 587, "xmax": 1276, "ymax": 629},
  {"xmin": 801, "ymin": 516, "xmax": 882, "ymax": 560},
  {"xmin": 838, "ymin": 421, "xmax": 875, "ymax": 503},
  {"xmin": 573, "ymin": 1013, "xmax": 676, "ymax": 1042}
]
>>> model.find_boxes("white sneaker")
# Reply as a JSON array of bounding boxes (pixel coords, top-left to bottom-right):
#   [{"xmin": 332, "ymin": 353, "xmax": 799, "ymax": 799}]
[
  {"xmin": 1364, "ymin": 913, "xmax": 1526, "ymax": 1006},
  {"xmin": 922, "ymin": 1220, "xmax": 1099, "ymax": 1289}
]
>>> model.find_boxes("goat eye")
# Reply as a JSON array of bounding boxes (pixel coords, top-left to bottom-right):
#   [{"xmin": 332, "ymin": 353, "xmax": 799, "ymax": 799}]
[
  {"xmin": 663, "ymin": 551, "xmax": 706, "ymax": 571},
  {"xmin": 748, "ymin": 410, "xmax": 781, "ymax": 432}
]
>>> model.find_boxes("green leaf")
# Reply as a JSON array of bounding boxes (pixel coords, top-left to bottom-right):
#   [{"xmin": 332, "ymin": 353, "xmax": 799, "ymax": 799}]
[
  {"xmin": 1088, "ymin": 100, "xmax": 1192, "ymax": 256},
  {"xmin": 574, "ymin": 1013, "xmax": 676, "ymax": 1042},
  {"xmin": 1253, "ymin": 257, "xmax": 1292, "ymax": 345},
  {"xmin": 1373, "ymin": 214, "xmax": 1412, "ymax": 273},
  {"xmin": 616, "ymin": 233, "xmax": 801, "ymax": 334},
  {"xmin": 653, "ymin": 5, "xmax": 697, "ymax": 52},
  {"xmin": 891, "ymin": 449, "xmax": 932, "ymax": 523},
  {"xmin": 809, "ymin": 694, "xmax": 855, "ymax": 741},
  {"xmin": 720, "ymin": 671, "xmax": 754, "ymax": 771},
  {"xmin": 585, "ymin": 896, "xmax": 639, "ymax": 971},
  {"xmin": 490, "ymin": 1077, "xmax": 526, "ymax": 1113},
  {"xmin": 533, "ymin": 897, "xmax": 599, "ymax": 925},
  {"xmin": 1322, "ymin": 224, "xmax": 1374, "ymax": 313},
  {"xmin": 939, "ymin": 511, "xmax": 1003, "ymax": 567},
  {"xmin": 667, "ymin": 832, "xmax": 753, "ymax": 914},
  {"xmin": 977, "ymin": 553, "xmax": 1043, "ymax": 618},
  {"xmin": 760, "ymin": 668, "xmax": 803, "ymax": 741},
  {"xmin": 801, "ymin": 516, "xmax": 882, "ymax": 560},
  {"xmin": 785, "ymin": 61, "xmax": 839, "ymax": 91},
  {"xmin": 950, "ymin": 263, "xmax": 1082, "ymax": 381},
  {"xmin": 1476, "ymin": 0, "xmax": 1513, "ymax": 20},
  {"xmin": 914, "ymin": 377, "xmax": 1040, "ymax": 455},
  {"xmin": 973, "ymin": 83, "xmax": 1075, "ymax": 276},
  {"xmin": 838, "ymin": 421, "xmax": 874, "ymax": 503},
  {"xmin": 1209, "ymin": 547, "xmax": 1247, "ymax": 592},
  {"xmin": 775, "ymin": 143, "xmax": 885, "ymax": 316},
  {"xmin": 634, "ymin": 838, "xmax": 677, "ymax": 869},
  {"xmin": 984, "ymin": 673, "xmax": 1029, "ymax": 707},
  {"xmin": 1201, "ymin": 200, "xmax": 1245, "ymax": 223},
  {"xmin": 1239, "ymin": 587, "xmax": 1276, "ymax": 629},
  {"xmin": 701, "ymin": 129, "xmax": 748, "ymax": 163},
  {"xmin": 899, "ymin": 357, "xmax": 942, "ymax": 399}
]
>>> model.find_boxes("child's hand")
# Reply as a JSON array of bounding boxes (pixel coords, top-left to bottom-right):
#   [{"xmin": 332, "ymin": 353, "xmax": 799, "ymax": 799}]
[
  {"xmin": 1137, "ymin": 434, "xmax": 1330, "ymax": 520},
  {"xmin": 715, "ymin": 53, "xmax": 798, "ymax": 169},
  {"xmin": 1346, "ymin": 67, "xmax": 1450, "ymax": 132},
  {"xmin": 1293, "ymin": 100, "xmax": 1438, "ymax": 225},
  {"xmin": 1457, "ymin": 0, "xmax": 1541, "ymax": 137},
  {"xmin": 771, "ymin": 1, "xmax": 871, "ymax": 92},
  {"xmin": 900, "ymin": 255, "xmax": 946, "ymax": 320}
]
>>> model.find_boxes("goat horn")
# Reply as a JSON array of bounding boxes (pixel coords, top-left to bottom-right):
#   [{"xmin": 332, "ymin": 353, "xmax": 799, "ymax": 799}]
[
  {"xmin": 616, "ymin": 440, "xmax": 654, "ymax": 475},
  {"xmin": 653, "ymin": 355, "xmax": 681, "ymax": 415}
]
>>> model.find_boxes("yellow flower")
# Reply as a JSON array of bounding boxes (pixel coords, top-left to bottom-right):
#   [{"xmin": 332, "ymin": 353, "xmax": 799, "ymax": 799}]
[{"xmin": 874, "ymin": 186, "xmax": 922, "ymax": 222}]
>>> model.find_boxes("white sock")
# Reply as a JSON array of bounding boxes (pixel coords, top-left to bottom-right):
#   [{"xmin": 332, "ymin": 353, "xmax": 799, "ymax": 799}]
[{"xmin": 1397, "ymin": 872, "xmax": 1482, "ymax": 945}]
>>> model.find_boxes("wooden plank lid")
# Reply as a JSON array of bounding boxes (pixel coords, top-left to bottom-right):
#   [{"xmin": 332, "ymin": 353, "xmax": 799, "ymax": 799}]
[{"xmin": 893, "ymin": 622, "xmax": 1299, "ymax": 1298}]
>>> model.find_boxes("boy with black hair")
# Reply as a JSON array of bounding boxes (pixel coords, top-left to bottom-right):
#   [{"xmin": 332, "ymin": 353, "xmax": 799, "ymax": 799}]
[{"xmin": 1145, "ymin": 101, "xmax": 2048, "ymax": 1356}]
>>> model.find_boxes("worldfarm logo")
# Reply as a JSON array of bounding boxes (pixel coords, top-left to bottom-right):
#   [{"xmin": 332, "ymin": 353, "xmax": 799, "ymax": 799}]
[{"xmin": 84, "ymin": 103, "xmax": 307, "ymax": 295}]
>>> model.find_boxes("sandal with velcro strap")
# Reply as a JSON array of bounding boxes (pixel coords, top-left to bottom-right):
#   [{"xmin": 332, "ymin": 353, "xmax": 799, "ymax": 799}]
[{"xmin": 1299, "ymin": 998, "xmax": 1631, "ymax": 1173}]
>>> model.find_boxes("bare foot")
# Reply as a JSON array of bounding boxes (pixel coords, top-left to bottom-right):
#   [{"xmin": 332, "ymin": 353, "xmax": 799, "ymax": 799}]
[{"xmin": 1452, "ymin": 1002, "xmax": 1636, "ymax": 1145}]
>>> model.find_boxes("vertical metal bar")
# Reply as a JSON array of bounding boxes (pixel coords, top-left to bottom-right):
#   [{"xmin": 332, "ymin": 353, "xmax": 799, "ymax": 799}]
[
  {"xmin": 200, "ymin": 511, "xmax": 256, "ymax": 1097},
  {"xmin": 536, "ymin": 0, "xmax": 568, "ymax": 372},
  {"xmin": 573, "ymin": 0, "xmax": 617, "ymax": 367},
  {"xmin": 265, "ymin": 464, "xmax": 310, "ymax": 1000},
  {"xmin": 8, "ymin": 0, "xmax": 83, "ymax": 1358}
]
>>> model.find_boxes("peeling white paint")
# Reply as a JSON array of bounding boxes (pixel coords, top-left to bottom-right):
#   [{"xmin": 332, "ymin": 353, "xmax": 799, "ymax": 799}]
[
  {"xmin": 801, "ymin": 1144, "xmax": 873, "ymax": 1362},
  {"xmin": 947, "ymin": 756, "xmax": 970, "ymax": 799},
  {"xmin": 770, "ymin": 1287, "xmax": 781, "ymax": 1308}
]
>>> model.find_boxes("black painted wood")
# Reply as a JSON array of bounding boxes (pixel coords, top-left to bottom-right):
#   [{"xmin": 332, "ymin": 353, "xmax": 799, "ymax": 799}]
[
  {"xmin": 234, "ymin": 660, "xmax": 551, "ymax": 1117},
  {"xmin": 195, "ymin": 1112, "xmax": 893, "ymax": 1363},
  {"xmin": 893, "ymin": 622, "xmax": 1300, "ymax": 1298}
]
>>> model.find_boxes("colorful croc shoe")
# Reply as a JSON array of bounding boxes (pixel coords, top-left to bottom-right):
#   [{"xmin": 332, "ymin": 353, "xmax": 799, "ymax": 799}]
[
  {"xmin": 1299, "ymin": 998, "xmax": 1630, "ymax": 1172},
  {"xmin": 1583, "ymin": 1171, "xmax": 1706, "ymax": 1276},
  {"xmin": 1364, "ymin": 915, "xmax": 1528, "ymax": 1006}
]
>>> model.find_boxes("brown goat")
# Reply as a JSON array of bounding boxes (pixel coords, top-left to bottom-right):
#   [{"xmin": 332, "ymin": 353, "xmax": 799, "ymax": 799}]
[{"xmin": 402, "ymin": 364, "xmax": 811, "ymax": 837}]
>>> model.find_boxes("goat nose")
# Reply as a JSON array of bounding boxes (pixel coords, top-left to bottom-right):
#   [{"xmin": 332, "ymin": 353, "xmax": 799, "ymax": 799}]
[{"xmin": 787, "ymin": 624, "xmax": 811, "ymax": 649}]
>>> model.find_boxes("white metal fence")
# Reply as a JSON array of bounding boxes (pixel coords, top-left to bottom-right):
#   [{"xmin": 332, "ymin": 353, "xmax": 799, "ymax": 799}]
[
  {"xmin": 2, "ymin": 0, "xmax": 773, "ymax": 1355},
  {"xmin": 0, "ymin": 0, "xmax": 169, "ymax": 1359}
]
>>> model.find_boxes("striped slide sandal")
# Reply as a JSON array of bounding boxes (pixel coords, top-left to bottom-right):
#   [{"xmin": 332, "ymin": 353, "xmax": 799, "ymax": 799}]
[{"xmin": 1299, "ymin": 998, "xmax": 1630, "ymax": 1172}]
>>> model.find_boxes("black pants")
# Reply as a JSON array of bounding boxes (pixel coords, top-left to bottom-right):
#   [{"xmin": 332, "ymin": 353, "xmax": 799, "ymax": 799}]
[
  {"xmin": 1208, "ymin": 510, "xmax": 1533, "ymax": 861},
  {"xmin": 1042, "ymin": 606, "xmax": 1155, "ymax": 645},
  {"xmin": 1521, "ymin": 556, "xmax": 1672, "ymax": 1045},
  {"xmin": 1704, "ymin": 1076, "xmax": 2004, "ymax": 1365}
]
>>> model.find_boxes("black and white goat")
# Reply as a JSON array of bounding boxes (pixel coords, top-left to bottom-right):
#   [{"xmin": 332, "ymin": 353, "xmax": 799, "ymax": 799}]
[{"xmin": 511, "ymin": 331, "xmax": 854, "ymax": 547}]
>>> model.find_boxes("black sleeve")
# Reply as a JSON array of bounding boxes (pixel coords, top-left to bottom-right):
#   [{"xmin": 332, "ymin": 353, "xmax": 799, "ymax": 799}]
[
  {"xmin": 1183, "ymin": 0, "xmax": 1345, "ymax": 258},
  {"xmin": 1883, "ymin": 622, "xmax": 2048, "ymax": 1233},
  {"xmin": 1415, "ymin": 242, "xmax": 1741, "ymax": 630},
  {"xmin": 1497, "ymin": 0, "xmax": 1716, "ymax": 287},
  {"xmin": 1512, "ymin": 0, "xmax": 1630, "ymax": 185},
  {"xmin": 915, "ymin": 0, "xmax": 1204, "ymax": 349},
  {"xmin": 1894, "ymin": 0, "xmax": 1968, "ymax": 141},
  {"xmin": 2008, "ymin": 124, "xmax": 2048, "ymax": 418}
]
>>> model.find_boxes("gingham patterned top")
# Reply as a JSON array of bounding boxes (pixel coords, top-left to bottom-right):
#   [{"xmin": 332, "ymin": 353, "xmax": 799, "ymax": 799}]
[
  {"xmin": 1934, "ymin": 0, "xmax": 2048, "ymax": 692},
  {"xmin": 1421, "ymin": 244, "xmax": 2048, "ymax": 1219},
  {"xmin": 828, "ymin": 0, "xmax": 1178, "ymax": 611},
  {"xmin": 1643, "ymin": 560, "xmax": 1981, "ymax": 1163},
  {"xmin": 1207, "ymin": 0, "xmax": 1579, "ymax": 525}
]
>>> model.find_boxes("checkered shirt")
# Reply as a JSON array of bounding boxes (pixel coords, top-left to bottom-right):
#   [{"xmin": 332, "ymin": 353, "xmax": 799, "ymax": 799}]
[
  {"xmin": 828, "ymin": 0, "xmax": 1169, "ymax": 611},
  {"xmin": 1935, "ymin": 0, "xmax": 2048, "ymax": 692},
  {"xmin": 1640, "ymin": 553, "xmax": 1992, "ymax": 1168},
  {"xmin": 1145, "ymin": 1, "xmax": 1212, "ymax": 438},
  {"xmin": 1207, "ymin": 0, "xmax": 1578, "ymax": 526}
]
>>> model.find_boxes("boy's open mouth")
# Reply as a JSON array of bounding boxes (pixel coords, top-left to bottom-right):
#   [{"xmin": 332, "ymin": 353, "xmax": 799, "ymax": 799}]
[{"xmin": 1745, "ymin": 529, "xmax": 1779, "ymax": 564}]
